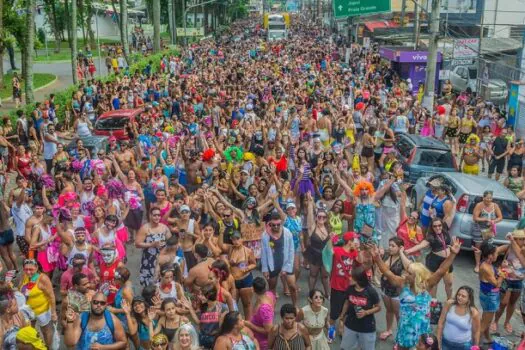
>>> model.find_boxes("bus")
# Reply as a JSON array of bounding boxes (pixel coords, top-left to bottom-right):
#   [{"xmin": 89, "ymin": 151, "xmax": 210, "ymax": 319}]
[{"xmin": 267, "ymin": 13, "xmax": 287, "ymax": 41}]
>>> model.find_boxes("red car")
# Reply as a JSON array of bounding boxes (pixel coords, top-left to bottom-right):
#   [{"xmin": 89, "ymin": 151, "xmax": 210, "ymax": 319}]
[{"xmin": 94, "ymin": 109, "xmax": 143, "ymax": 140}]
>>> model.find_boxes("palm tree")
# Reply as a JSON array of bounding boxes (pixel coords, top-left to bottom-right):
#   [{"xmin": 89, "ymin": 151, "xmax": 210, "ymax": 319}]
[
  {"xmin": 24, "ymin": 0, "xmax": 35, "ymax": 103},
  {"xmin": 70, "ymin": 0, "xmax": 78, "ymax": 84},
  {"xmin": 152, "ymin": 0, "xmax": 161, "ymax": 52},
  {"xmin": 119, "ymin": 0, "xmax": 130, "ymax": 65}
]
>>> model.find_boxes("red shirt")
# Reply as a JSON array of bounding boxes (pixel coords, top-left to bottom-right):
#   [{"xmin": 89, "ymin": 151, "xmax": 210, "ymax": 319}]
[{"xmin": 330, "ymin": 246, "xmax": 358, "ymax": 291}]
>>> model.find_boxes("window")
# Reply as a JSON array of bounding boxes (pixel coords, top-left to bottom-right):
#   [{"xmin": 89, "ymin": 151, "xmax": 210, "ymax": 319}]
[
  {"xmin": 95, "ymin": 116, "xmax": 129, "ymax": 130},
  {"xmin": 396, "ymin": 137, "xmax": 413, "ymax": 158},
  {"xmin": 413, "ymin": 149, "xmax": 454, "ymax": 168},
  {"xmin": 469, "ymin": 197, "xmax": 518, "ymax": 220}
]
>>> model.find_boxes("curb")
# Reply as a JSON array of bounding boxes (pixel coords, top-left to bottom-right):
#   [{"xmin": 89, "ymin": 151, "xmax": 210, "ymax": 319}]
[{"xmin": 1, "ymin": 75, "xmax": 58, "ymax": 103}]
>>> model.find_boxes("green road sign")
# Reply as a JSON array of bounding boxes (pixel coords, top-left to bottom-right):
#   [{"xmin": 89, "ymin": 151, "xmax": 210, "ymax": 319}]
[{"xmin": 333, "ymin": 0, "xmax": 391, "ymax": 19}]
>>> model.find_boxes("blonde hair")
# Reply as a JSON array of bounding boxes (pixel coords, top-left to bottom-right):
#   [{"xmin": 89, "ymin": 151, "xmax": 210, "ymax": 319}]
[{"xmin": 410, "ymin": 262, "xmax": 432, "ymax": 294}]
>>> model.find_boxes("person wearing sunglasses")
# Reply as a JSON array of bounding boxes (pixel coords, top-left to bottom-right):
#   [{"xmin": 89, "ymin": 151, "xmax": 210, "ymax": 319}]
[
  {"xmin": 397, "ymin": 190, "xmax": 424, "ymax": 259},
  {"xmin": 304, "ymin": 192, "xmax": 331, "ymax": 299},
  {"xmin": 260, "ymin": 210, "xmax": 297, "ymax": 307},
  {"xmin": 64, "ymin": 292, "xmax": 127, "ymax": 349},
  {"xmin": 18, "ymin": 258, "xmax": 56, "ymax": 348},
  {"xmin": 151, "ymin": 333, "xmax": 170, "ymax": 350},
  {"xmin": 296, "ymin": 289, "xmax": 329, "ymax": 349},
  {"xmin": 136, "ymin": 207, "xmax": 171, "ymax": 287}
]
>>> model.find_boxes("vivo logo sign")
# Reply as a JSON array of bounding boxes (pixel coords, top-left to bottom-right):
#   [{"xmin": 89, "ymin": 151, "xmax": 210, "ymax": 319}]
[{"xmin": 412, "ymin": 54, "xmax": 427, "ymax": 61}]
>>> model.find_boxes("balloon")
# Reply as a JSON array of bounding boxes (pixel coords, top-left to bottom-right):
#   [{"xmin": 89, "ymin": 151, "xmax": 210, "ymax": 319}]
[
  {"xmin": 356, "ymin": 102, "xmax": 365, "ymax": 111},
  {"xmin": 437, "ymin": 105, "xmax": 446, "ymax": 115}
]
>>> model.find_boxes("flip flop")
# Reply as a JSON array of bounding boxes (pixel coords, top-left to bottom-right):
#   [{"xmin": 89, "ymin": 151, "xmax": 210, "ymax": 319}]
[
  {"xmin": 504, "ymin": 323, "xmax": 513, "ymax": 334},
  {"xmin": 379, "ymin": 331, "xmax": 392, "ymax": 340}
]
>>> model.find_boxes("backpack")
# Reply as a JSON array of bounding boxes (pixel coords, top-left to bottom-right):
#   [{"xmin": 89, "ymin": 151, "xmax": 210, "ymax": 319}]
[{"xmin": 80, "ymin": 309, "xmax": 115, "ymax": 335}]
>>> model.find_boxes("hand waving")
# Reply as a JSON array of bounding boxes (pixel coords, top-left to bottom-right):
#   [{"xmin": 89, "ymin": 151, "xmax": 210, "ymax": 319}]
[{"xmin": 449, "ymin": 237, "xmax": 462, "ymax": 255}]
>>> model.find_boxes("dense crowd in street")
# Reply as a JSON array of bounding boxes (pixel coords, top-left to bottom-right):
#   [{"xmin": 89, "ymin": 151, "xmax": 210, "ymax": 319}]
[{"xmin": 1, "ymin": 11, "xmax": 525, "ymax": 350}]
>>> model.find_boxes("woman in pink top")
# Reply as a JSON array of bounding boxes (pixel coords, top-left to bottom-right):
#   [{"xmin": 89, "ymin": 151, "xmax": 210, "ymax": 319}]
[{"xmin": 245, "ymin": 277, "xmax": 275, "ymax": 350}]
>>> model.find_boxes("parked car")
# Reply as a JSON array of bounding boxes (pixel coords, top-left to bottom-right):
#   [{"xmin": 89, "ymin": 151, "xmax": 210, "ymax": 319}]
[
  {"xmin": 394, "ymin": 133, "xmax": 458, "ymax": 185},
  {"xmin": 94, "ymin": 108, "xmax": 143, "ymax": 140},
  {"xmin": 62, "ymin": 135, "xmax": 109, "ymax": 159},
  {"xmin": 449, "ymin": 65, "xmax": 508, "ymax": 105},
  {"xmin": 410, "ymin": 172, "xmax": 520, "ymax": 248}
]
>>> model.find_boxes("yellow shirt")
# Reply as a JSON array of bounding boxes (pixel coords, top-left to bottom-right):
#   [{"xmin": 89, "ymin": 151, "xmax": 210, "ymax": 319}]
[{"xmin": 22, "ymin": 274, "xmax": 49, "ymax": 315}]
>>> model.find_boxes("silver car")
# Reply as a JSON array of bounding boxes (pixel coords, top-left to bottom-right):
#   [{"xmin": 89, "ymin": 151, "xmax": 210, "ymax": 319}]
[{"xmin": 410, "ymin": 173, "xmax": 520, "ymax": 248}]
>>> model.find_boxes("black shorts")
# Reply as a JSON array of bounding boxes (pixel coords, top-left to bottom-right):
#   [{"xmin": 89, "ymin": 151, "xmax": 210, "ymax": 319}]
[
  {"xmin": 0, "ymin": 229, "xmax": 14, "ymax": 246},
  {"xmin": 269, "ymin": 268, "xmax": 293, "ymax": 279},
  {"xmin": 425, "ymin": 252, "xmax": 453, "ymax": 273},
  {"xmin": 330, "ymin": 288, "xmax": 347, "ymax": 321},
  {"xmin": 235, "ymin": 273, "xmax": 254, "ymax": 289},
  {"xmin": 488, "ymin": 157, "xmax": 505, "ymax": 175},
  {"xmin": 361, "ymin": 146, "xmax": 374, "ymax": 158}
]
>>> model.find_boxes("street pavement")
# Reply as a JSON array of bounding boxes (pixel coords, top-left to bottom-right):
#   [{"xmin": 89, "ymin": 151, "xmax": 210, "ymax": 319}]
[
  {"xmin": 0, "ymin": 58, "xmax": 106, "ymax": 113},
  {"xmin": 105, "ymin": 240, "xmax": 524, "ymax": 349}
]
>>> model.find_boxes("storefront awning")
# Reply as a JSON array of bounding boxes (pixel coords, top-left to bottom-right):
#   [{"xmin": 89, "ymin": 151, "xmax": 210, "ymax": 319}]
[{"xmin": 364, "ymin": 21, "xmax": 398, "ymax": 32}]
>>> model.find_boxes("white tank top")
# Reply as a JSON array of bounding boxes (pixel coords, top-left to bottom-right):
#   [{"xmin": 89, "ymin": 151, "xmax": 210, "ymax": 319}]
[
  {"xmin": 80, "ymin": 191, "xmax": 95, "ymax": 216},
  {"xmin": 98, "ymin": 229, "xmax": 116, "ymax": 248},
  {"xmin": 157, "ymin": 281, "xmax": 179, "ymax": 301},
  {"xmin": 68, "ymin": 242, "xmax": 89, "ymax": 265},
  {"xmin": 77, "ymin": 121, "xmax": 91, "ymax": 138}
]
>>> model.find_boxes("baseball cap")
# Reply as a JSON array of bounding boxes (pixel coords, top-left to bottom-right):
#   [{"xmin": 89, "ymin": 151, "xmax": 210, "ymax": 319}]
[
  {"xmin": 231, "ymin": 230, "xmax": 242, "ymax": 239},
  {"xmin": 286, "ymin": 202, "xmax": 296, "ymax": 210},
  {"xmin": 179, "ymin": 205, "xmax": 191, "ymax": 213}
]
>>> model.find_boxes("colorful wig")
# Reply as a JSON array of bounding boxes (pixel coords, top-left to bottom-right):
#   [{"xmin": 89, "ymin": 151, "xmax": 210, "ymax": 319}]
[
  {"xmin": 353, "ymin": 180, "xmax": 375, "ymax": 197},
  {"xmin": 466, "ymin": 133, "xmax": 480, "ymax": 144}
]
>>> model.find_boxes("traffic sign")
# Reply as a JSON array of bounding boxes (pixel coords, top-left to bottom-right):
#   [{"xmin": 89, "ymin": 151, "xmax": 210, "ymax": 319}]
[{"xmin": 333, "ymin": 0, "xmax": 391, "ymax": 19}]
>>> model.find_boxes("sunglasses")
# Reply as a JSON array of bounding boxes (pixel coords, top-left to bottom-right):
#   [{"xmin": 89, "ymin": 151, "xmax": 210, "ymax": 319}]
[
  {"xmin": 269, "ymin": 223, "xmax": 281, "ymax": 228},
  {"xmin": 409, "ymin": 215, "xmax": 419, "ymax": 220},
  {"xmin": 152, "ymin": 342, "xmax": 168, "ymax": 347},
  {"xmin": 223, "ymin": 214, "xmax": 232, "ymax": 218},
  {"xmin": 151, "ymin": 213, "xmax": 161, "ymax": 217},
  {"xmin": 312, "ymin": 295, "xmax": 324, "ymax": 300},
  {"xmin": 432, "ymin": 224, "xmax": 442, "ymax": 228},
  {"xmin": 92, "ymin": 300, "xmax": 107, "ymax": 306},
  {"xmin": 24, "ymin": 258, "xmax": 37, "ymax": 266},
  {"xmin": 317, "ymin": 215, "xmax": 327, "ymax": 219}
]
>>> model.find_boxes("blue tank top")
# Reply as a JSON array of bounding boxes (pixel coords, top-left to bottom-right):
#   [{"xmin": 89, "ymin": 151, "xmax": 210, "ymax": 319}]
[
  {"xmin": 78, "ymin": 324, "xmax": 114, "ymax": 349},
  {"xmin": 431, "ymin": 196, "xmax": 449, "ymax": 219},
  {"xmin": 113, "ymin": 288, "xmax": 128, "ymax": 329}
]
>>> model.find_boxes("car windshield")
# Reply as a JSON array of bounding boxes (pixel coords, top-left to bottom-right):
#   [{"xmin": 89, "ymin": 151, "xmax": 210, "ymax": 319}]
[
  {"xmin": 95, "ymin": 116, "xmax": 129, "ymax": 130},
  {"xmin": 413, "ymin": 149, "xmax": 454, "ymax": 168},
  {"xmin": 468, "ymin": 198, "xmax": 519, "ymax": 220}
]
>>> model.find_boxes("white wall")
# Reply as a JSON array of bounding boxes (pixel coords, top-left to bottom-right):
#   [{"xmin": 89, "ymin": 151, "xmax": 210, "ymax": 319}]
[{"xmin": 484, "ymin": 0, "xmax": 525, "ymax": 38}]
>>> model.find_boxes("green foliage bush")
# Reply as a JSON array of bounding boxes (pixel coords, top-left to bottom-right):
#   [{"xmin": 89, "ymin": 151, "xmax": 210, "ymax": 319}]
[{"xmin": 8, "ymin": 48, "xmax": 179, "ymax": 123}]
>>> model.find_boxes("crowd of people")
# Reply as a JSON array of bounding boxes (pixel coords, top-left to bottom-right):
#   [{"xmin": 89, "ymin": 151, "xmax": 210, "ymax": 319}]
[{"xmin": 0, "ymin": 11, "xmax": 524, "ymax": 350}]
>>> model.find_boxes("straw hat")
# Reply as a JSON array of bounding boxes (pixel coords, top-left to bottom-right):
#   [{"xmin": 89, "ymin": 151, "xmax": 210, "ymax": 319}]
[{"xmin": 512, "ymin": 229, "xmax": 525, "ymax": 239}]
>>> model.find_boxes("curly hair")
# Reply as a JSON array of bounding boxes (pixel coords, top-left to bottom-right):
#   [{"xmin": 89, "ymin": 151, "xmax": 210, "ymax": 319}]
[{"xmin": 353, "ymin": 180, "xmax": 375, "ymax": 197}]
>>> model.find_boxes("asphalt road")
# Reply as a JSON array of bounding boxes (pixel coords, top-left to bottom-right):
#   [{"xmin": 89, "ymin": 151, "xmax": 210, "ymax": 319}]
[{"xmin": 111, "ymin": 242, "xmax": 523, "ymax": 349}]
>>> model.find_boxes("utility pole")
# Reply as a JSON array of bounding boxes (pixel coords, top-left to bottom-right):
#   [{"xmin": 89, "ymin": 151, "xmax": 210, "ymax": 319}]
[
  {"xmin": 400, "ymin": 0, "xmax": 406, "ymax": 27},
  {"xmin": 422, "ymin": 0, "xmax": 441, "ymax": 110},
  {"xmin": 413, "ymin": 0, "xmax": 420, "ymax": 49}
]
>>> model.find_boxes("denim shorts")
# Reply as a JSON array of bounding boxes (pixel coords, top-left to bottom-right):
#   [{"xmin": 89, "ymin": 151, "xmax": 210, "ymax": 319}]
[
  {"xmin": 502, "ymin": 279, "xmax": 523, "ymax": 293},
  {"xmin": 480, "ymin": 290, "xmax": 500, "ymax": 312},
  {"xmin": 442, "ymin": 337, "xmax": 472, "ymax": 350}
]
